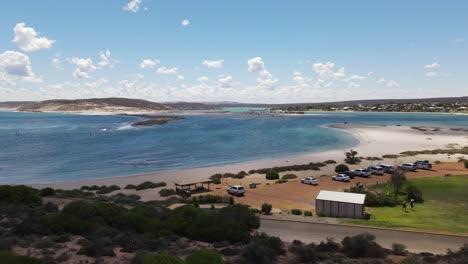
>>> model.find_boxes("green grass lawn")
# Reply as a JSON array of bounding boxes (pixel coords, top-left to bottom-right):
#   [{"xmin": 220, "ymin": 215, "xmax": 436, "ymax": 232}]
[{"xmin": 344, "ymin": 175, "xmax": 468, "ymax": 234}]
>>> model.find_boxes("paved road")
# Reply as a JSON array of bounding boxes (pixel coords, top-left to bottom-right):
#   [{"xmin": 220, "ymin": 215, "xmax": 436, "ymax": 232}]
[{"xmin": 259, "ymin": 219, "xmax": 468, "ymax": 254}]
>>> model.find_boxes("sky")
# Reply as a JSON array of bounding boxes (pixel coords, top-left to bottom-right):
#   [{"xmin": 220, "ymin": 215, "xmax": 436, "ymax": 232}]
[{"xmin": 0, "ymin": 1, "xmax": 467, "ymax": 103}]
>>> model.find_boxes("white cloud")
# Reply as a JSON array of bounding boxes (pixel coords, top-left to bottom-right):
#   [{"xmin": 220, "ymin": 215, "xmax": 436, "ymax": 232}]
[
  {"xmin": 247, "ymin": 57, "xmax": 267, "ymax": 74},
  {"xmin": 197, "ymin": 76, "xmax": 209, "ymax": 82},
  {"xmin": 140, "ymin": 59, "xmax": 159, "ymax": 69},
  {"xmin": 182, "ymin": 19, "xmax": 190, "ymax": 26},
  {"xmin": 52, "ymin": 55, "xmax": 62, "ymax": 70},
  {"xmin": 156, "ymin": 66, "xmax": 178, "ymax": 74},
  {"xmin": 0, "ymin": 51, "xmax": 35, "ymax": 77},
  {"xmin": 67, "ymin": 57, "xmax": 97, "ymax": 79},
  {"xmin": 176, "ymin": 75, "xmax": 184, "ymax": 81},
  {"xmin": 377, "ymin": 78, "xmax": 399, "ymax": 87},
  {"xmin": 247, "ymin": 57, "xmax": 277, "ymax": 89},
  {"xmin": 123, "ymin": 0, "xmax": 142, "ymax": 12},
  {"xmin": 13, "ymin": 22, "xmax": 55, "ymax": 52},
  {"xmin": 97, "ymin": 49, "xmax": 112, "ymax": 67},
  {"xmin": 424, "ymin": 72, "xmax": 438, "ymax": 77},
  {"xmin": 424, "ymin": 62, "xmax": 440, "ymax": 69},
  {"xmin": 218, "ymin": 75, "xmax": 233, "ymax": 88},
  {"xmin": 312, "ymin": 62, "xmax": 347, "ymax": 88},
  {"xmin": 202, "ymin": 60, "xmax": 224, "ymax": 68},
  {"xmin": 347, "ymin": 82, "xmax": 361, "ymax": 89}
]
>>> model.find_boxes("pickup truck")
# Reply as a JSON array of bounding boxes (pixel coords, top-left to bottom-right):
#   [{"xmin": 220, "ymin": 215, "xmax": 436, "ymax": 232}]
[
  {"xmin": 352, "ymin": 168, "xmax": 371, "ymax": 177},
  {"xmin": 415, "ymin": 160, "xmax": 432, "ymax": 170},
  {"xmin": 227, "ymin": 185, "xmax": 245, "ymax": 196}
]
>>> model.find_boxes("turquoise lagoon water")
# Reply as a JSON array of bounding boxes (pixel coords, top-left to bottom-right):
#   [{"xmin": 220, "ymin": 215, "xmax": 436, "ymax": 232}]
[{"xmin": 1, "ymin": 111, "xmax": 467, "ymax": 184}]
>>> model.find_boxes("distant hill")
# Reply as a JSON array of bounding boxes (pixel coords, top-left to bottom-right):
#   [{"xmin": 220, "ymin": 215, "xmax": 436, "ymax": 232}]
[
  {"xmin": 17, "ymin": 98, "xmax": 171, "ymax": 113},
  {"xmin": 0, "ymin": 101, "xmax": 35, "ymax": 109}
]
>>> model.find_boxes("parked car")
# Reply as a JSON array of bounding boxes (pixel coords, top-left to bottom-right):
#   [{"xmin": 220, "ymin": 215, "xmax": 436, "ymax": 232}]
[
  {"xmin": 227, "ymin": 185, "xmax": 245, "ymax": 196},
  {"xmin": 369, "ymin": 166, "xmax": 384, "ymax": 175},
  {"xmin": 415, "ymin": 160, "xmax": 432, "ymax": 170},
  {"xmin": 352, "ymin": 168, "xmax": 371, "ymax": 177},
  {"xmin": 340, "ymin": 171, "xmax": 355, "ymax": 179},
  {"xmin": 301, "ymin": 176, "xmax": 318, "ymax": 185},
  {"xmin": 332, "ymin": 174, "xmax": 351, "ymax": 182},
  {"xmin": 379, "ymin": 164, "xmax": 395, "ymax": 173},
  {"xmin": 398, "ymin": 163, "xmax": 417, "ymax": 171}
]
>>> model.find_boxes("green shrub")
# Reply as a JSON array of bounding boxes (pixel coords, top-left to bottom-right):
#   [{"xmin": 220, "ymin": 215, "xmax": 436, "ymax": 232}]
[
  {"xmin": 209, "ymin": 174, "xmax": 223, "ymax": 181},
  {"xmin": 135, "ymin": 181, "xmax": 166, "ymax": 191},
  {"xmin": 335, "ymin": 164, "xmax": 350, "ymax": 173},
  {"xmin": 242, "ymin": 233, "xmax": 284, "ymax": 264},
  {"xmin": 382, "ymin": 154, "xmax": 399, "ymax": 159},
  {"xmin": 304, "ymin": 211, "xmax": 313, "ymax": 217},
  {"xmin": 266, "ymin": 170, "xmax": 279, "ymax": 180},
  {"xmin": 341, "ymin": 233, "xmax": 386, "ymax": 258},
  {"xmin": 186, "ymin": 249, "xmax": 223, "ymax": 264},
  {"xmin": 275, "ymin": 179, "xmax": 287, "ymax": 184},
  {"xmin": 324, "ymin": 160, "xmax": 337, "ymax": 164},
  {"xmin": 0, "ymin": 185, "xmax": 41, "ymax": 204},
  {"xmin": 124, "ymin": 184, "xmax": 136, "ymax": 190},
  {"xmin": 229, "ymin": 196, "xmax": 234, "ymax": 205},
  {"xmin": 96, "ymin": 185, "xmax": 121, "ymax": 194},
  {"xmin": 0, "ymin": 250, "xmax": 43, "ymax": 264},
  {"xmin": 281, "ymin": 174, "xmax": 297, "ymax": 180},
  {"xmin": 261, "ymin": 203, "xmax": 272, "ymax": 215},
  {"xmin": 110, "ymin": 193, "xmax": 141, "ymax": 204},
  {"xmin": 248, "ymin": 169, "xmax": 256, "ymax": 174},
  {"xmin": 392, "ymin": 243, "xmax": 407, "ymax": 256},
  {"xmin": 142, "ymin": 253, "xmax": 184, "ymax": 264},
  {"xmin": 289, "ymin": 242, "xmax": 317, "ymax": 263},
  {"xmin": 159, "ymin": 189, "xmax": 176, "ymax": 197},
  {"xmin": 40, "ymin": 187, "xmax": 56, "ymax": 197},
  {"xmin": 316, "ymin": 238, "xmax": 340, "ymax": 252},
  {"xmin": 212, "ymin": 178, "xmax": 221, "ymax": 184},
  {"xmin": 291, "ymin": 209, "xmax": 302, "ymax": 215},
  {"xmin": 317, "ymin": 212, "xmax": 326, "ymax": 217}
]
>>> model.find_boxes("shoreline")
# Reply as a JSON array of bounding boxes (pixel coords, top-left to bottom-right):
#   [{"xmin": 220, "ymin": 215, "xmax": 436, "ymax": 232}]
[{"xmin": 30, "ymin": 123, "xmax": 468, "ymax": 190}]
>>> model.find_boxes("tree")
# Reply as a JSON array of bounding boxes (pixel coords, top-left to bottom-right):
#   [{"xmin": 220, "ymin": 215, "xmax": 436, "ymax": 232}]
[
  {"xmin": 335, "ymin": 164, "xmax": 350, "ymax": 173},
  {"xmin": 345, "ymin": 149, "xmax": 360, "ymax": 164},
  {"xmin": 390, "ymin": 169, "xmax": 406, "ymax": 194},
  {"xmin": 40, "ymin": 187, "xmax": 56, "ymax": 197},
  {"xmin": 141, "ymin": 253, "xmax": 184, "ymax": 264},
  {"xmin": 265, "ymin": 170, "xmax": 279, "ymax": 180},
  {"xmin": 261, "ymin": 203, "xmax": 272, "ymax": 215}
]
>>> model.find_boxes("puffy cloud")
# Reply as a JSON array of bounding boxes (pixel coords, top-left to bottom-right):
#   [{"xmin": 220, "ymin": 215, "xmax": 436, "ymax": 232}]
[
  {"xmin": 0, "ymin": 51, "xmax": 35, "ymax": 77},
  {"xmin": 312, "ymin": 62, "xmax": 347, "ymax": 88},
  {"xmin": 140, "ymin": 59, "xmax": 159, "ymax": 69},
  {"xmin": 97, "ymin": 49, "xmax": 112, "ymax": 67},
  {"xmin": 176, "ymin": 75, "xmax": 185, "ymax": 81},
  {"xmin": 51, "ymin": 54, "xmax": 62, "ymax": 70},
  {"xmin": 67, "ymin": 57, "xmax": 97, "ymax": 79},
  {"xmin": 182, "ymin": 19, "xmax": 190, "ymax": 26},
  {"xmin": 424, "ymin": 62, "xmax": 440, "ymax": 68},
  {"xmin": 156, "ymin": 66, "xmax": 178, "ymax": 74},
  {"xmin": 123, "ymin": 0, "xmax": 142, "ymax": 12},
  {"xmin": 377, "ymin": 78, "xmax": 399, "ymax": 87},
  {"xmin": 424, "ymin": 72, "xmax": 438, "ymax": 77},
  {"xmin": 13, "ymin": 22, "xmax": 55, "ymax": 52},
  {"xmin": 218, "ymin": 75, "xmax": 233, "ymax": 88},
  {"xmin": 247, "ymin": 57, "xmax": 277, "ymax": 89},
  {"xmin": 197, "ymin": 76, "xmax": 209, "ymax": 82},
  {"xmin": 347, "ymin": 82, "xmax": 361, "ymax": 89},
  {"xmin": 202, "ymin": 59, "xmax": 224, "ymax": 68}
]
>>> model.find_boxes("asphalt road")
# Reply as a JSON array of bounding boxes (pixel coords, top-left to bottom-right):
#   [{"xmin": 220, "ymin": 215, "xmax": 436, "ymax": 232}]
[{"xmin": 259, "ymin": 219, "xmax": 468, "ymax": 254}]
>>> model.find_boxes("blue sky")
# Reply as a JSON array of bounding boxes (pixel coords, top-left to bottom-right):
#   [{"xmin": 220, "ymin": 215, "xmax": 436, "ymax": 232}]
[{"xmin": 0, "ymin": 0, "xmax": 467, "ymax": 103}]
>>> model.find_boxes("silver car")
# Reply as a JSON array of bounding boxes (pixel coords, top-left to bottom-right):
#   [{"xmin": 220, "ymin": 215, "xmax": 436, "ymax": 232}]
[{"xmin": 332, "ymin": 174, "xmax": 351, "ymax": 182}]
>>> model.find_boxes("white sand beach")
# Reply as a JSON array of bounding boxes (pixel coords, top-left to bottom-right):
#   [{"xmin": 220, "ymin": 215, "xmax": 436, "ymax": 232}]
[{"xmin": 31, "ymin": 124, "xmax": 468, "ymax": 196}]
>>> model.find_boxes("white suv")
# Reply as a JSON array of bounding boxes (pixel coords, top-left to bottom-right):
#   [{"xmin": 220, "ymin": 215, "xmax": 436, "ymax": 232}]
[
  {"xmin": 332, "ymin": 174, "xmax": 350, "ymax": 182},
  {"xmin": 301, "ymin": 176, "xmax": 318, "ymax": 185},
  {"xmin": 352, "ymin": 168, "xmax": 371, "ymax": 177},
  {"xmin": 415, "ymin": 160, "xmax": 432, "ymax": 170},
  {"xmin": 227, "ymin": 185, "xmax": 245, "ymax": 196},
  {"xmin": 369, "ymin": 166, "xmax": 384, "ymax": 175},
  {"xmin": 398, "ymin": 163, "xmax": 417, "ymax": 171}
]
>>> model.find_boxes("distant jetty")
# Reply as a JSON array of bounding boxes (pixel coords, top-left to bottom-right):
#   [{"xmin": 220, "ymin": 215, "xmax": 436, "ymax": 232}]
[{"xmin": 126, "ymin": 114, "xmax": 183, "ymax": 127}]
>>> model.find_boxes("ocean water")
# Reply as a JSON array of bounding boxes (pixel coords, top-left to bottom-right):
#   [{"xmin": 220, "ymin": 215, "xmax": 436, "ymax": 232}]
[{"xmin": 1, "ymin": 111, "xmax": 467, "ymax": 184}]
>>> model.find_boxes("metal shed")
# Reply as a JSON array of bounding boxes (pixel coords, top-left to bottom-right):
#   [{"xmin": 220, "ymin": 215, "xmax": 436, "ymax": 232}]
[{"xmin": 315, "ymin": 190, "xmax": 366, "ymax": 219}]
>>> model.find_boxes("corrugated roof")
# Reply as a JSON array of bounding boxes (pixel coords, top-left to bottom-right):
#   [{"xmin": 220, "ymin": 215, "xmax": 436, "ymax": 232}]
[{"xmin": 316, "ymin": 190, "xmax": 366, "ymax": 204}]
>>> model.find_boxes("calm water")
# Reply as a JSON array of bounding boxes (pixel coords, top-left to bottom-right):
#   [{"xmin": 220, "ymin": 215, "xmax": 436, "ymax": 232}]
[{"xmin": 1, "ymin": 111, "xmax": 467, "ymax": 184}]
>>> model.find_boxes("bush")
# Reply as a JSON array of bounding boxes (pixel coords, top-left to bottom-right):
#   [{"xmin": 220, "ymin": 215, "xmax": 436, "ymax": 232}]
[
  {"xmin": 265, "ymin": 170, "xmax": 279, "ymax": 180},
  {"xmin": 275, "ymin": 179, "xmax": 287, "ymax": 184},
  {"xmin": 405, "ymin": 186, "xmax": 423, "ymax": 203},
  {"xmin": 212, "ymin": 179, "xmax": 221, "ymax": 184},
  {"xmin": 324, "ymin": 160, "xmax": 337, "ymax": 164},
  {"xmin": 335, "ymin": 164, "xmax": 350, "ymax": 173},
  {"xmin": 291, "ymin": 209, "xmax": 302, "ymax": 215},
  {"xmin": 40, "ymin": 187, "xmax": 56, "ymax": 197},
  {"xmin": 96, "ymin": 185, "xmax": 121, "ymax": 194},
  {"xmin": 382, "ymin": 154, "xmax": 399, "ymax": 159},
  {"xmin": 124, "ymin": 184, "xmax": 136, "ymax": 190},
  {"xmin": 110, "ymin": 193, "xmax": 141, "ymax": 204},
  {"xmin": 242, "ymin": 233, "xmax": 284, "ymax": 264},
  {"xmin": 281, "ymin": 174, "xmax": 297, "ymax": 180},
  {"xmin": 465, "ymin": 160, "xmax": 468, "ymax": 169},
  {"xmin": 186, "ymin": 249, "xmax": 223, "ymax": 264},
  {"xmin": 248, "ymin": 169, "xmax": 256, "ymax": 174},
  {"xmin": 289, "ymin": 242, "xmax": 317, "ymax": 263},
  {"xmin": 43, "ymin": 202, "xmax": 59, "ymax": 212},
  {"xmin": 304, "ymin": 211, "xmax": 313, "ymax": 217},
  {"xmin": 159, "ymin": 189, "xmax": 176, "ymax": 197},
  {"xmin": 0, "ymin": 250, "xmax": 43, "ymax": 264},
  {"xmin": 392, "ymin": 243, "xmax": 407, "ymax": 256},
  {"xmin": 341, "ymin": 233, "xmax": 386, "ymax": 258},
  {"xmin": 142, "ymin": 253, "xmax": 184, "ymax": 264},
  {"xmin": 135, "ymin": 181, "xmax": 166, "ymax": 191},
  {"xmin": 209, "ymin": 173, "xmax": 223, "ymax": 181},
  {"xmin": 316, "ymin": 238, "xmax": 340, "ymax": 252},
  {"xmin": 0, "ymin": 185, "xmax": 41, "ymax": 205},
  {"xmin": 261, "ymin": 203, "xmax": 272, "ymax": 215}
]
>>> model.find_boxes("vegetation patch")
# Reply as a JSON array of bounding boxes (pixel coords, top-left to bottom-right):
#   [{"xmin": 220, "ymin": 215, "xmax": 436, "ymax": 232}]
[{"xmin": 281, "ymin": 174, "xmax": 297, "ymax": 180}]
